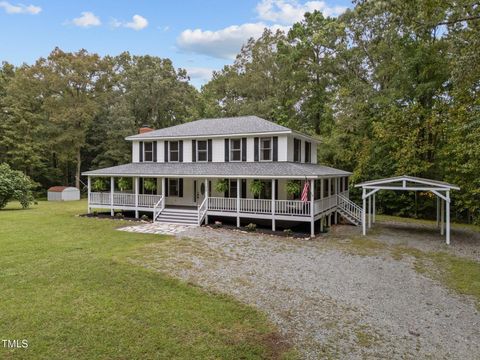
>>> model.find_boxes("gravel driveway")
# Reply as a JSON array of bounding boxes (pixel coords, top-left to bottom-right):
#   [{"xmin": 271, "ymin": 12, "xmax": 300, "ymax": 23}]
[{"xmin": 135, "ymin": 223, "xmax": 480, "ymax": 359}]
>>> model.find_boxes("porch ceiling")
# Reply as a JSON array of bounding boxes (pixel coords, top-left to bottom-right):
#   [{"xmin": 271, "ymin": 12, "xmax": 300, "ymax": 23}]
[{"xmin": 82, "ymin": 161, "xmax": 351, "ymax": 179}]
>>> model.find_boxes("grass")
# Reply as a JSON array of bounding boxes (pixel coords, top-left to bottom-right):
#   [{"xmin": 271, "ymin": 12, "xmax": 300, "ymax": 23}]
[
  {"xmin": 0, "ymin": 200, "xmax": 291, "ymax": 359},
  {"xmin": 376, "ymin": 214, "xmax": 480, "ymax": 232}
]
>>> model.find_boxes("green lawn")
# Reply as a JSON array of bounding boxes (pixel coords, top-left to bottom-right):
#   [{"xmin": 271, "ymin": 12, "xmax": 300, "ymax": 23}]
[{"xmin": 0, "ymin": 200, "xmax": 290, "ymax": 359}]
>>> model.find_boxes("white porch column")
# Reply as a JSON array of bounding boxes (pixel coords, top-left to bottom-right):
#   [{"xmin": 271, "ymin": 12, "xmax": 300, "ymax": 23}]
[
  {"xmin": 320, "ymin": 178, "xmax": 324, "ymax": 232},
  {"xmin": 134, "ymin": 177, "xmax": 139, "ymax": 218},
  {"xmin": 362, "ymin": 188, "xmax": 367, "ymax": 236},
  {"xmin": 310, "ymin": 179, "xmax": 315, "ymax": 237},
  {"xmin": 87, "ymin": 176, "xmax": 91, "ymax": 214},
  {"xmin": 110, "ymin": 176, "xmax": 114, "ymax": 216},
  {"xmin": 334, "ymin": 178, "xmax": 338, "ymax": 224},
  {"xmin": 271, "ymin": 179, "xmax": 276, "ymax": 231},
  {"xmin": 446, "ymin": 191, "xmax": 451, "ymax": 245},
  {"xmin": 440, "ymin": 198, "xmax": 445, "ymax": 236},
  {"xmin": 327, "ymin": 178, "xmax": 331, "ymax": 226},
  {"xmin": 237, "ymin": 178, "xmax": 241, "ymax": 228},
  {"xmin": 204, "ymin": 178, "xmax": 209, "ymax": 225}
]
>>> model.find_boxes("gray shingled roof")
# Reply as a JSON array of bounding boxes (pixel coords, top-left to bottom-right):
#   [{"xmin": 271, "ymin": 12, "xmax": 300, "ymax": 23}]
[
  {"xmin": 83, "ymin": 162, "xmax": 351, "ymax": 178},
  {"xmin": 126, "ymin": 116, "xmax": 291, "ymax": 140}
]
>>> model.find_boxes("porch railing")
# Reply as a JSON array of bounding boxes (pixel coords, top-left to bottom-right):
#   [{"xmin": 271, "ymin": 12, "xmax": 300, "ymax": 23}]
[
  {"xmin": 89, "ymin": 192, "xmax": 162, "ymax": 208},
  {"xmin": 314, "ymin": 195, "xmax": 337, "ymax": 214},
  {"xmin": 275, "ymin": 200, "xmax": 310, "ymax": 216},
  {"xmin": 240, "ymin": 198, "xmax": 272, "ymax": 213}
]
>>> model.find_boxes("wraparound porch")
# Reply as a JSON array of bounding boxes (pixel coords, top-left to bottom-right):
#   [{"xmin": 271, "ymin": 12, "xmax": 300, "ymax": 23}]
[{"xmin": 87, "ymin": 175, "xmax": 359, "ymax": 235}]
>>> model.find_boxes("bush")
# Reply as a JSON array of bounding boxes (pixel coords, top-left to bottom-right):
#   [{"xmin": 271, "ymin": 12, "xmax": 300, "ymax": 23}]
[
  {"xmin": 115, "ymin": 212, "xmax": 124, "ymax": 219},
  {"xmin": 283, "ymin": 228, "xmax": 293, "ymax": 236},
  {"xmin": 249, "ymin": 180, "xmax": 264, "ymax": 198},
  {"xmin": 92, "ymin": 210, "xmax": 98, "ymax": 216},
  {"xmin": 140, "ymin": 214, "xmax": 150, "ymax": 221},
  {"xmin": 0, "ymin": 163, "xmax": 36, "ymax": 209},
  {"xmin": 213, "ymin": 221, "xmax": 222, "ymax": 228},
  {"xmin": 245, "ymin": 223, "xmax": 257, "ymax": 232}
]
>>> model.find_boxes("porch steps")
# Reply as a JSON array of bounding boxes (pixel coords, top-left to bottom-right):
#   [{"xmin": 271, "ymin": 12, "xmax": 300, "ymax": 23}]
[
  {"xmin": 155, "ymin": 208, "xmax": 198, "ymax": 226},
  {"xmin": 337, "ymin": 194, "xmax": 363, "ymax": 226}
]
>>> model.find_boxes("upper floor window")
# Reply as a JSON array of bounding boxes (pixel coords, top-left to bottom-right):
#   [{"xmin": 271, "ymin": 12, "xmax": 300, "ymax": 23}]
[
  {"xmin": 304, "ymin": 141, "xmax": 311, "ymax": 163},
  {"xmin": 169, "ymin": 141, "xmax": 179, "ymax": 162},
  {"xmin": 294, "ymin": 139, "xmax": 301, "ymax": 162},
  {"xmin": 197, "ymin": 140, "xmax": 208, "ymax": 162},
  {"xmin": 144, "ymin": 142, "xmax": 154, "ymax": 162},
  {"xmin": 260, "ymin": 137, "xmax": 272, "ymax": 161},
  {"xmin": 230, "ymin": 139, "xmax": 242, "ymax": 162}
]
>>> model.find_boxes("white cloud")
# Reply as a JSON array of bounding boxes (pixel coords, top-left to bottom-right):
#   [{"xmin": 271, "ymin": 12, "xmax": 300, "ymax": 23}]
[
  {"xmin": 111, "ymin": 14, "xmax": 148, "ymax": 31},
  {"xmin": 125, "ymin": 14, "xmax": 148, "ymax": 30},
  {"xmin": 256, "ymin": 0, "xmax": 347, "ymax": 24},
  {"xmin": 186, "ymin": 67, "xmax": 215, "ymax": 82},
  {"xmin": 176, "ymin": 0, "xmax": 347, "ymax": 59},
  {"xmin": 177, "ymin": 22, "xmax": 288, "ymax": 59},
  {"xmin": 0, "ymin": 1, "xmax": 41, "ymax": 14},
  {"xmin": 72, "ymin": 12, "xmax": 101, "ymax": 27}
]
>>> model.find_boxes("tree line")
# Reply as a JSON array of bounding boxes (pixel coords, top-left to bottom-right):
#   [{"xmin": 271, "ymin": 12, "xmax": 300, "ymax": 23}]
[{"xmin": 0, "ymin": 0, "xmax": 479, "ymax": 223}]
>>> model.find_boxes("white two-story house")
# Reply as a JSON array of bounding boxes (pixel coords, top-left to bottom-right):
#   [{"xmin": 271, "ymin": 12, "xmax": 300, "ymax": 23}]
[{"xmin": 83, "ymin": 116, "xmax": 361, "ymax": 235}]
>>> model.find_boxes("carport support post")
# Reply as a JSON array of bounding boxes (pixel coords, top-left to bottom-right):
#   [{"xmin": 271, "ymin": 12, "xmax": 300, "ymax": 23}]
[
  {"xmin": 237, "ymin": 178, "xmax": 241, "ymax": 228},
  {"xmin": 320, "ymin": 178, "xmax": 324, "ymax": 232},
  {"xmin": 368, "ymin": 191, "xmax": 373, "ymax": 229},
  {"xmin": 87, "ymin": 177, "xmax": 91, "ymax": 214},
  {"xmin": 271, "ymin": 179, "xmax": 275, "ymax": 231},
  {"xmin": 446, "ymin": 191, "xmax": 450, "ymax": 245},
  {"xmin": 372, "ymin": 193, "xmax": 376, "ymax": 224},
  {"xmin": 362, "ymin": 188, "xmax": 366, "ymax": 236},
  {"xmin": 440, "ymin": 198, "xmax": 445, "ymax": 236},
  {"xmin": 436, "ymin": 197, "xmax": 440, "ymax": 228},
  {"xmin": 310, "ymin": 179, "xmax": 315, "ymax": 237},
  {"xmin": 134, "ymin": 177, "xmax": 139, "ymax": 218},
  {"xmin": 110, "ymin": 177, "xmax": 114, "ymax": 216}
]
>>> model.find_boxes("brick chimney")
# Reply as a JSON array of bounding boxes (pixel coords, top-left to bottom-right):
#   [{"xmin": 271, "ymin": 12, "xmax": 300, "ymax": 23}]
[{"xmin": 139, "ymin": 125, "xmax": 154, "ymax": 134}]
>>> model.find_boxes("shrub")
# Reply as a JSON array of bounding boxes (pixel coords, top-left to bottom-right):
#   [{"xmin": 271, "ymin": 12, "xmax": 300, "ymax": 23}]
[
  {"xmin": 0, "ymin": 163, "xmax": 35, "ymax": 209},
  {"xmin": 283, "ymin": 228, "xmax": 293, "ymax": 236},
  {"xmin": 245, "ymin": 223, "xmax": 257, "ymax": 232},
  {"xmin": 92, "ymin": 210, "xmax": 98, "ymax": 216},
  {"xmin": 115, "ymin": 212, "xmax": 124, "ymax": 219},
  {"xmin": 213, "ymin": 221, "xmax": 222, "ymax": 228},
  {"xmin": 140, "ymin": 214, "xmax": 150, "ymax": 221}
]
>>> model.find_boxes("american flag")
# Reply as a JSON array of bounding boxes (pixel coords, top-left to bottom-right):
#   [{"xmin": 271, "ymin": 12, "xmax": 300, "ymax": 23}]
[{"xmin": 301, "ymin": 180, "xmax": 310, "ymax": 202}]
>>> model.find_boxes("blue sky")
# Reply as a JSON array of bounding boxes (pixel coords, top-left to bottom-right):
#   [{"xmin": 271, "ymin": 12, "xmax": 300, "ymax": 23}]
[{"xmin": 0, "ymin": 0, "xmax": 351, "ymax": 88}]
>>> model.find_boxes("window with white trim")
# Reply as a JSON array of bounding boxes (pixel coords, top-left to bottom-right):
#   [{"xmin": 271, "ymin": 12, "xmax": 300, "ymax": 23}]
[
  {"xmin": 197, "ymin": 140, "xmax": 208, "ymax": 162},
  {"xmin": 144, "ymin": 142, "xmax": 154, "ymax": 162},
  {"xmin": 305, "ymin": 141, "xmax": 311, "ymax": 163},
  {"xmin": 169, "ymin": 141, "xmax": 179, "ymax": 162},
  {"xmin": 260, "ymin": 137, "xmax": 272, "ymax": 161},
  {"xmin": 230, "ymin": 139, "xmax": 242, "ymax": 162},
  {"xmin": 169, "ymin": 179, "xmax": 179, "ymax": 197},
  {"xmin": 294, "ymin": 139, "xmax": 301, "ymax": 162},
  {"xmin": 229, "ymin": 180, "xmax": 238, "ymax": 198}
]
